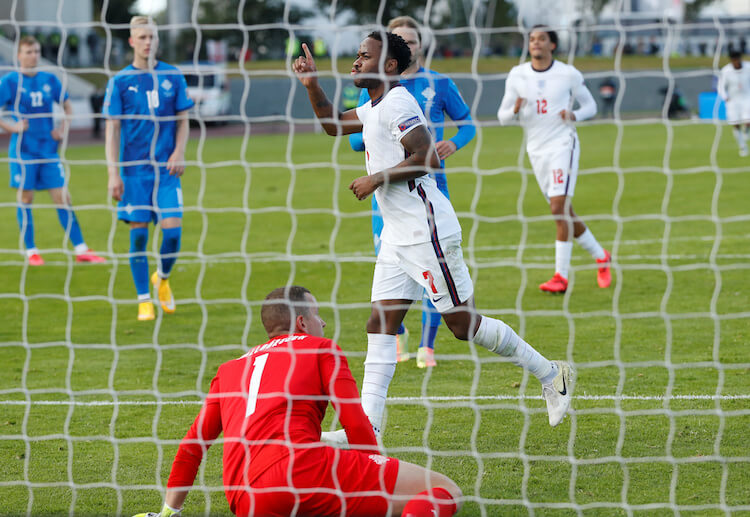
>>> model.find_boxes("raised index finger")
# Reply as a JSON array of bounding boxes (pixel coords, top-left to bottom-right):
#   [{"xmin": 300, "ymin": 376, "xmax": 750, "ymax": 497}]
[{"xmin": 302, "ymin": 43, "xmax": 314, "ymax": 61}]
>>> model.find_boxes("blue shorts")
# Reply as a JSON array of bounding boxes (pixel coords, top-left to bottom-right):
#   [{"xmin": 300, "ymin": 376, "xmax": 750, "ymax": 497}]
[
  {"xmin": 9, "ymin": 158, "xmax": 66, "ymax": 190},
  {"xmin": 118, "ymin": 169, "xmax": 183, "ymax": 223}
]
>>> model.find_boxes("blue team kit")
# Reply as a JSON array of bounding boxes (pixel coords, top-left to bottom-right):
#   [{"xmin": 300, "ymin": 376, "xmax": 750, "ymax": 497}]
[
  {"xmin": 0, "ymin": 71, "xmax": 69, "ymax": 190},
  {"xmin": 103, "ymin": 61, "xmax": 194, "ymax": 222}
]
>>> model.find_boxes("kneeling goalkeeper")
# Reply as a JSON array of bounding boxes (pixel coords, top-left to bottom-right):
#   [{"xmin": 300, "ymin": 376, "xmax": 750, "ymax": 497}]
[{"xmin": 133, "ymin": 285, "xmax": 462, "ymax": 517}]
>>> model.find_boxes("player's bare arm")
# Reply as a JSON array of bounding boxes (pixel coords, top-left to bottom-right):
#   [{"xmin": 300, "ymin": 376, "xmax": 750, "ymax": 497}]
[
  {"xmin": 293, "ymin": 43, "xmax": 361, "ymax": 135},
  {"xmin": 559, "ymin": 109, "xmax": 576, "ymax": 121},
  {"xmin": 349, "ymin": 125, "xmax": 439, "ymax": 200},
  {"xmin": 0, "ymin": 117, "xmax": 27, "ymax": 134},
  {"xmin": 435, "ymin": 139, "xmax": 457, "ymax": 159},
  {"xmin": 167, "ymin": 109, "xmax": 190, "ymax": 176},
  {"xmin": 513, "ymin": 96, "xmax": 526, "ymax": 114},
  {"xmin": 105, "ymin": 119, "xmax": 123, "ymax": 201},
  {"xmin": 51, "ymin": 99, "xmax": 73, "ymax": 141}
]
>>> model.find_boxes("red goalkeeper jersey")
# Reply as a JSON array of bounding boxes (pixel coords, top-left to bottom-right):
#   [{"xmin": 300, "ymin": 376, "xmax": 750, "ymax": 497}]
[{"xmin": 167, "ymin": 333, "xmax": 378, "ymax": 507}]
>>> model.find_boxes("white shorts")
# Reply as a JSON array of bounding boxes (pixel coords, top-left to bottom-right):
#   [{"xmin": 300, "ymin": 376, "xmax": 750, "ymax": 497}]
[
  {"xmin": 528, "ymin": 137, "xmax": 580, "ymax": 201},
  {"xmin": 371, "ymin": 233, "xmax": 474, "ymax": 314},
  {"xmin": 726, "ymin": 98, "xmax": 750, "ymax": 124}
]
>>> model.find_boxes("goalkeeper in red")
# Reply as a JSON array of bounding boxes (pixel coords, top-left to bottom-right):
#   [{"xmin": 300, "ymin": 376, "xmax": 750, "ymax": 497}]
[
  {"xmin": 498, "ymin": 26, "xmax": 611, "ymax": 293},
  {"xmin": 133, "ymin": 286, "xmax": 462, "ymax": 517},
  {"xmin": 293, "ymin": 31, "xmax": 574, "ymax": 448}
]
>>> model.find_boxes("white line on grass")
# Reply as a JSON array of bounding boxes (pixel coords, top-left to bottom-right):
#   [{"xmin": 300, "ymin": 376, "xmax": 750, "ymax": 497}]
[{"xmin": 1, "ymin": 394, "xmax": 748, "ymax": 406}]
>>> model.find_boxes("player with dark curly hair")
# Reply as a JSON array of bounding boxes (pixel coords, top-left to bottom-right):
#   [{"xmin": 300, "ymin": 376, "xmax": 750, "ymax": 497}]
[{"xmin": 293, "ymin": 31, "xmax": 575, "ymax": 447}]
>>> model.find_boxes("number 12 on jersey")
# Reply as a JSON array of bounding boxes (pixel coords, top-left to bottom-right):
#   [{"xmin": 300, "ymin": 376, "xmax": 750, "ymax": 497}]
[
  {"xmin": 245, "ymin": 353, "xmax": 269, "ymax": 417},
  {"xmin": 536, "ymin": 99, "xmax": 548, "ymax": 114}
]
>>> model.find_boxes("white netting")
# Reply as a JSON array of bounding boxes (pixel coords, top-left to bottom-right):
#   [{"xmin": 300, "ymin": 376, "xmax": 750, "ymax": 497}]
[{"xmin": 1, "ymin": 2, "xmax": 749, "ymax": 515}]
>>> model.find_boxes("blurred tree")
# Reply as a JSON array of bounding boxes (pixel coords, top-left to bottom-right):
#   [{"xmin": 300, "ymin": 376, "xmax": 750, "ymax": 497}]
[
  {"xmin": 684, "ymin": 0, "xmax": 714, "ymax": 21},
  {"xmin": 93, "ymin": 0, "xmax": 138, "ymax": 28},
  {"xmin": 194, "ymin": 0, "xmax": 311, "ymax": 60},
  {"xmin": 316, "ymin": 0, "xmax": 516, "ymax": 56},
  {"xmin": 317, "ymin": 0, "xmax": 514, "ymax": 28},
  {"xmin": 92, "ymin": 0, "xmax": 138, "ymax": 53}
]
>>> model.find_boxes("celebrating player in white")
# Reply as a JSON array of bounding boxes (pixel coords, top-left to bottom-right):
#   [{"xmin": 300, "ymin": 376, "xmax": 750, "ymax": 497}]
[
  {"xmin": 718, "ymin": 49, "xmax": 750, "ymax": 157},
  {"xmin": 293, "ymin": 31, "xmax": 575, "ymax": 442},
  {"xmin": 498, "ymin": 26, "xmax": 610, "ymax": 294}
]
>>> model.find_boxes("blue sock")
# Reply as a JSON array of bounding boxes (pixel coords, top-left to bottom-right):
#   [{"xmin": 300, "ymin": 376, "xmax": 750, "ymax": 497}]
[
  {"xmin": 159, "ymin": 227, "xmax": 181, "ymax": 278},
  {"xmin": 421, "ymin": 297, "xmax": 442, "ymax": 350},
  {"xmin": 129, "ymin": 227, "xmax": 150, "ymax": 297},
  {"xmin": 56, "ymin": 208, "xmax": 85, "ymax": 247},
  {"xmin": 16, "ymin": 205, "xmax": 35, "ymax": 250},
  {"xmin": 397, "ymin": 323, "xmax": 406, "ymax": 335}
]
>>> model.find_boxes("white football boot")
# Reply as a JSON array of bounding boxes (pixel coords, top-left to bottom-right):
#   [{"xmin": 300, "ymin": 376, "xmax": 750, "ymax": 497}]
[{"xmin": 542, "ymin": 361, "xmax": 576, "ymax": 426}]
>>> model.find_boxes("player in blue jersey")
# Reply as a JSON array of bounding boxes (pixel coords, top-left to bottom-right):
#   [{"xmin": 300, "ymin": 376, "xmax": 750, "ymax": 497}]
[
  {"xmin": 104, "ymin": 16, "xmax": 194, "ymax": 321},
  {"xmin": 348, "ymin": 16, "xmax": 476, "ymax": 368},
  {"xmin": 0, "ymin": 36, "xmax": 105, "ymax": 266}
]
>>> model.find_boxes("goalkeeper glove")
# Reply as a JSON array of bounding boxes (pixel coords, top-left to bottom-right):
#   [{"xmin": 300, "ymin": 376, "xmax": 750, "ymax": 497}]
[{"xmin": 131, "ymin": 503, "xmax": 181, "ymax": 517}]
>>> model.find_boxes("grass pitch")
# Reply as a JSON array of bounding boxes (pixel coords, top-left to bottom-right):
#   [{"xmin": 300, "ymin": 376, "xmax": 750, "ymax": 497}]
[{"xmin": 0, "ymin": 119, "xmax": 748, "ymax": 516}]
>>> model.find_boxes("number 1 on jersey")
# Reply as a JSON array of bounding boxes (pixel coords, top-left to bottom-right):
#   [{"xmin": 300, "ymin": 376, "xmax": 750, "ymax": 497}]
[{"xmin": 245, "ymin": 353, "xmax": 269, "ymax": 417}]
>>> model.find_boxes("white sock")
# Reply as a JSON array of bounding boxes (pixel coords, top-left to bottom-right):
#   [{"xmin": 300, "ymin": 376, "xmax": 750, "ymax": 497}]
[
  {"xmin": 555, "ymin": 240, "xmax": 573, "ymax": 280},
  {"xmin": 575, "ymin": 228, "xmax": 606, "ymax": 261},
  {"xmin": 733, "ymin": 127, "xmax": 747, "ymax": 149},
  {"xmin": 26, "ymin": 248, "xmax": 39, "ymax": 257},
  {"xmin": 471, "ymin": 316, "xmax": 555, "ymax": 383},
  {"xmin": 361, "ymin": 333, "xmax": 397, "ymax": 433},
  {"xmin": 74, "ymin": 243, "xmax": 89, "ymax": 255},
  {"xmin": 137, "ymin": 293, "xmax": 151, "ymax": 302}
]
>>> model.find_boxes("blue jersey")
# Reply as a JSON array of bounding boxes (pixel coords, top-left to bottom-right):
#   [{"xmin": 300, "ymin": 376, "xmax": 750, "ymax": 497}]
[
  {"xmin": 0, "ymin": 71, "xmax": 68, "ymax": 159},
  {"xmin": 103, "ymin": 61, "xmax": 193, "ymax": 176},
  {"xmin": 349, "ymin": 67, "xmax": 476, "ymax": 171}
]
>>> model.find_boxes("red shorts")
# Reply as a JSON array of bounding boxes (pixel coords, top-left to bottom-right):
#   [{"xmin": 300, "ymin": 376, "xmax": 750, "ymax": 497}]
[{"xmin": 230, "ymin": 446, "xmax": 399, "ymax": 517}]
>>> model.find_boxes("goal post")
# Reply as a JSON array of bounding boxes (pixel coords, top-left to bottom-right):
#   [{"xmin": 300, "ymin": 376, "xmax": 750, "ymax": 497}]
[{"xmin": 0, "ymin": 2, "xmax": 749, "ymax": 515}]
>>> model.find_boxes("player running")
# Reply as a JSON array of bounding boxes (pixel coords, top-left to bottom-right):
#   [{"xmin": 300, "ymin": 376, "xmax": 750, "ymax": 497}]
[
  {"xmin": 0, "ymin": 35, "xmax": 105, "ymax": 265},
  {"xmin": 498, "ymin": 26, "xmax": 611, "ymax": 294},
  {"xmin": 293, "ymin": 31, "xmax": 575, "ymax": 443},
  {"xmin": 132, "ymin": 286, "xmax": 463, "ymax": 517},
  {"xmin": 349, "ymin": 16, "xmax": 476, "ymax": 368},
  {"xmin": 104, "ymin": 16, "xmax": 194, "ymax": 321},
  {"xmin": 718, "ymin": 49, "xmax": 750, "ymax": 157}
]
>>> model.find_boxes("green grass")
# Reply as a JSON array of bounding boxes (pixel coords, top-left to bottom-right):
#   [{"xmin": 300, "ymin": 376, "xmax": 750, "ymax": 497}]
[{"xmin": 0, "ymin": 120, "xmax": 749, "ymax": 516}]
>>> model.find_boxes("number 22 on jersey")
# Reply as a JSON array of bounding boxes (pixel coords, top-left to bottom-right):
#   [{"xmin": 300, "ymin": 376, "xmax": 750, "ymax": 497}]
[{"xmin": 245, "ymin": 353, "xmax": 269, "ymax": 417}]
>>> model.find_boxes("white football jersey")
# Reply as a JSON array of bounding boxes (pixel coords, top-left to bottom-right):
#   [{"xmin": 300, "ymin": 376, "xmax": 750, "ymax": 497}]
[
  {"xmin": 498, "ymin": 60, "xmax": 596, "ymax": 154},
  {"xmin": 718, "ymin": 61, "xmax": 750, "ymax": 102},
  {"xmin": 356, "ymin": 85, "xmax": 461, "ymax": 246}
]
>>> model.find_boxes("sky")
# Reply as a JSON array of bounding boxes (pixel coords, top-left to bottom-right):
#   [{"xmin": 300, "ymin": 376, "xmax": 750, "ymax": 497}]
[{"xmin": 135, "ymin": 0, "xmax": 167, "ymax": 15}]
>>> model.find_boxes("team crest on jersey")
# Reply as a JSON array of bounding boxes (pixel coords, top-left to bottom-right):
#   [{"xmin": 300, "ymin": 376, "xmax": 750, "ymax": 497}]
[
  {"xmin": 161, "ymin": 79, "xmax": 172, "ymax": 91},
  {"xmin": 421, "ymin": 87, "xmax": 436, "ymax": 102},
  {"xmin": 398, "ymin": 116, "xmax": 420, "ymax": 132},
  {"xmin": 42, "ymin": 84, "xmax": 51, "ymax": 93},
  {"xmin": 537, "ymin": 80, "xmax": 546, "ymax": 89},
  {"xmin": 368, "ymin": 454, "xmax": 388, "ymax": 466}
]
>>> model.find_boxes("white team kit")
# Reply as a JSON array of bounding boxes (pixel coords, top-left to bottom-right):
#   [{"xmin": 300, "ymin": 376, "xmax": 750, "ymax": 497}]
[
  {"xmin": 498, "ymin": 60, "xmax": 597, "ymax": 199},
  {"xmin": 355, "ymin": 85, "xmax": 472, "ymax": 312},
  {"xmin": 718, "ymin": 61, "xmax": 750, "ymax": 124}
]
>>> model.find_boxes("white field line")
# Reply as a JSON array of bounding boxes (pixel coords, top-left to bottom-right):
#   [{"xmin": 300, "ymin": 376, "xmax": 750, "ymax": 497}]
[{"xmin": 1, "ymin": 394, "xmax": 748, "ymax": 406}]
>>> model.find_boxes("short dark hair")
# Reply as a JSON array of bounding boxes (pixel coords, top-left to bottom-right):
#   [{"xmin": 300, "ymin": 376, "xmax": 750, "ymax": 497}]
[
  {"xmin": 261, "ymin": 286, "xmax": 312, "ymax": 335},
  {"xmin": 366, "ymin": 31, "xmax": 412, "ymax": 74},
  {"xmin": 531, "ymin": 24, "xmax": 558, "ymax": 51},
  {"xmin": 729, "ymin": 48, "xmax": 742, "ymax": 59}
]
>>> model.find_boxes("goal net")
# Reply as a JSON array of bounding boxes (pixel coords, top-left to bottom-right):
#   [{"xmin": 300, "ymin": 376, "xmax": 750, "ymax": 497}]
[{"xmin": 1, "ymin": 1, "xmax": 749, "ymax": 515}]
